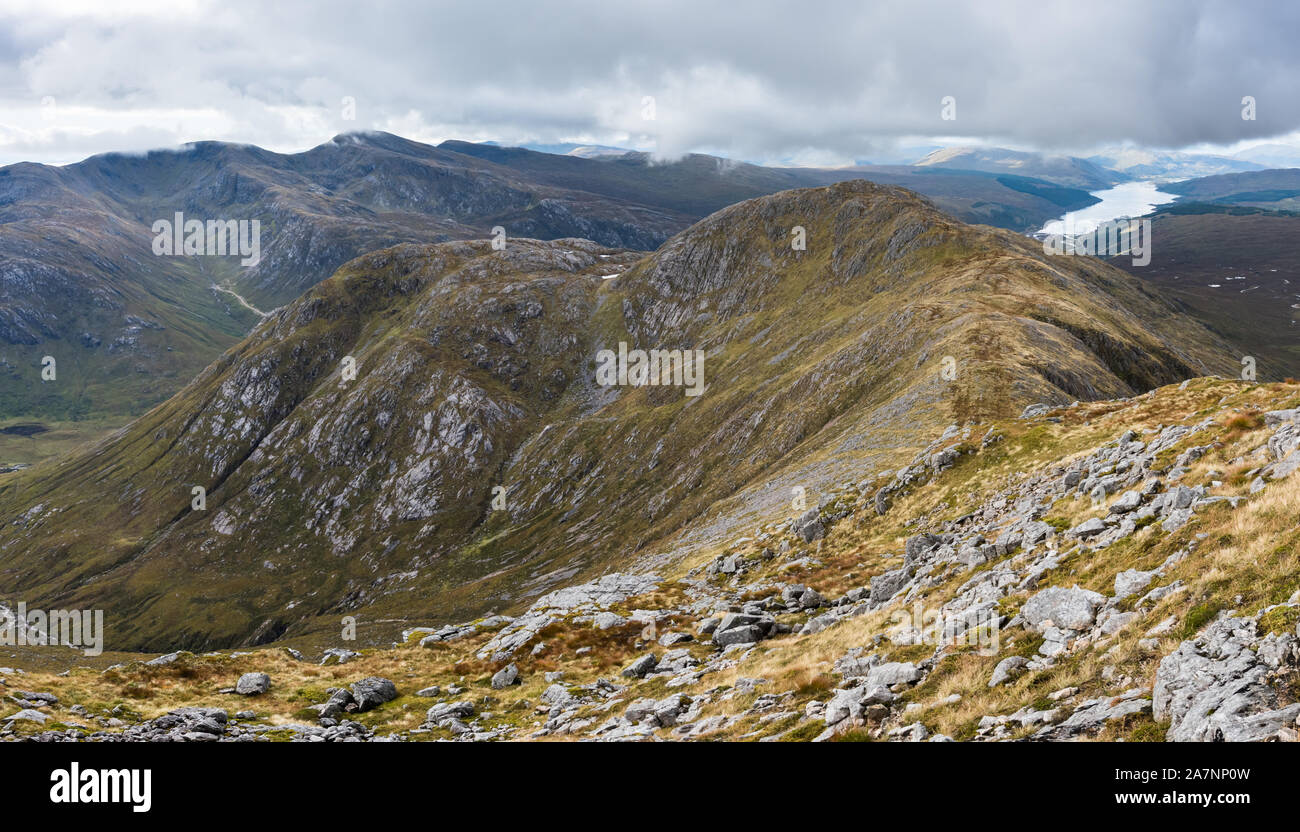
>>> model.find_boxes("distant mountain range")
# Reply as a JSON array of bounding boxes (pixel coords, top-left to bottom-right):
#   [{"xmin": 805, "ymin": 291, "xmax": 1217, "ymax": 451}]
[
  {"xmin": 1086, "ymin": 147, "xmax": 1266, "ymax": 181},
  {"xmin": 0, "ymin": 133, "xmax": 1103, "ymax": 427},
  {"xmin": 5, "ymin": 130, "xmax": 1296, "ymax": 438},
  {"xmin": 915, "ymin": 146, "xmax": 1127, "ymax": 190}
]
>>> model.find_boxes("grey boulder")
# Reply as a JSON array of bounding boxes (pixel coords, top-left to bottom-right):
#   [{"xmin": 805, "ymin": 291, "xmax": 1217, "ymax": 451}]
[
  {"xmin": 235, "ymin": 672, "xmax": 271, "ymax": 696},
  {"xmin": 349, "ymin": 677, "xmax": 398, "ymax": 711},
  {"xmin": 1022, "ymin": 586, "xmax": 1105, "ymax": 631},
  {"xmin": 491, "ymin": 664, "xmax": 521, "ymax": 689}
]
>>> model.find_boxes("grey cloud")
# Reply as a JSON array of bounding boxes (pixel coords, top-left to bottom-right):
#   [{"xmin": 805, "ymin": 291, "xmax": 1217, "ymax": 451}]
[{"xmin": 1, "ymin": 0, "xmax": 1298, "ymax": 165}]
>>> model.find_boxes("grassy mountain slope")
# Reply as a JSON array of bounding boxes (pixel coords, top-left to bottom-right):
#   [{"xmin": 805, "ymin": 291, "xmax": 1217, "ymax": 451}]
[
  {"xmin": 1163, "ymin": 168, "xmax": 1300, "ymax": 211},
  {"xmin": 1108, "ymin": 207, "xmax": 1300, "ymax": 379},
  {"xmin": 1, "ymin": 134, "xmax": 1098, "ymax": 441},
  {"xmin": 0, "ymin": 161, "xmax": 258, "ymax": 430}
]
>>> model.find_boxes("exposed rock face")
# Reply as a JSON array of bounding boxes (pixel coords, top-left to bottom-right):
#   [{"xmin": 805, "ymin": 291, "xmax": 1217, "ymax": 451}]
[
  {"xmin": 478, "ymin": 573, "xmax": 660, "ymax": 661},
  {"xmin": 1154, "ymin": 610, "xmax": 1300, "ymax": 742}
]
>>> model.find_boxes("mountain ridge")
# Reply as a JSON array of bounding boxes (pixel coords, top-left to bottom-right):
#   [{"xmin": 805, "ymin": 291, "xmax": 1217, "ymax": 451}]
[
  {"xmin": 1, "ymin": 133, "xmax": 1100, "ymax": 433},
  {"xmin": 0, "ymin": 181, "xmax": 1241, "ymax": 652}
]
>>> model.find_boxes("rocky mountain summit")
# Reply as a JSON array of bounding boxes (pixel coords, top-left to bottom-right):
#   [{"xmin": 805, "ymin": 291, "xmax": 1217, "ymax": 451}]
[
  {"xmin": 0, "ymin": 181, "xmax": 1240, "ymax": 651},
  {"xmin": 4, "ymin": 376, "xmax": 1297, "ymax": 742}
]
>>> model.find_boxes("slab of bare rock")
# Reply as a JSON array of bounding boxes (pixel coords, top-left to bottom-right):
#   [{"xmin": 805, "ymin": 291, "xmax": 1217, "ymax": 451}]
[
  {"xmin": 1066, "ymin": 517, "xmax": 1107, "ymax": 538},
  {"xmin": 477, "ymin": 573, "xmax": 659, "ymax": 661},
  {"xmin": 426, "ymin": 701, "xmax": 475, "ymax": 724},
  {"xmin": 1264, "ymin": 409, "xmax": 1300, "ymax": 426},
  {"xmin": 1270, "ymin": 449, "xmax": 1300, "ymax": 481},
  {"xmin": 1113, "ymin": 568, "xmax": 1156, "ymax": 600},
  {"xmin": 870, "ymin": 566, "xmax": 911, "ymax": 604},
  {"xmin": 1161, "ymin": 508, "xmax": 1193, "ymax": 532},
  {"xmin": 1022, "ymin": 586, "xmax": 1105, "ymax": 631},
  {"xmin": 658, "ymin": 631, "xmax": 693, "ymax": 646},
  {"xmin": 1035, "ymin": 690, "xmax": 1152, "ymax": 739},
  {"xmin": 14, "ymin": 690, "xmax": 57, "ymax": 705},
  {"xmin": 1109, "ymin": 491, "xmax": 1142, "ymax": 514},
  {"xmin": 1154, "ymin": 611, "xmax": 1300, "ymax": 742},
  {"xmin": 592, "ymin": 612, "xmax": 626, "ymax": 630},
  {"xmin": 864, "ymin": 661, "xmax": 923, "ymax": 688},
  {"xmin": 1096, "ymin": 608, "xmax": 1137, "ymax": 636},
  {"xmin": 3, "ymin": 708, "xmax": 48, "ymax": 725},
  {"xmin": 1021, "ymin": 520, "xmax": 1054, "ymax": 546},
  {"xmin": 541, "ymin": 684, "xmax": 573, "ymax": 706}
]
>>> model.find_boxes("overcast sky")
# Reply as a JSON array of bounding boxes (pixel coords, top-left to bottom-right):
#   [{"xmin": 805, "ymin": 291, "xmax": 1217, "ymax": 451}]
[{"xmin": 1, "ymin": 0, "xmax": 1298, "ymax": 166}]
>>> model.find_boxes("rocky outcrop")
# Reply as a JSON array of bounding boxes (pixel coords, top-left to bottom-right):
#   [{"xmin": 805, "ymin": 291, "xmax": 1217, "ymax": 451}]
[{"xmin": 1154, "ymin": 609, "xmax": 1300, "ymax": 742}]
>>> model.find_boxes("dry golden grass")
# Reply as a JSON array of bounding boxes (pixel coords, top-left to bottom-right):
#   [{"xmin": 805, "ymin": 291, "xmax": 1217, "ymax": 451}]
[{"xmin": 5, "ymin": 378, "xmax": 1298, "ymax": 742}]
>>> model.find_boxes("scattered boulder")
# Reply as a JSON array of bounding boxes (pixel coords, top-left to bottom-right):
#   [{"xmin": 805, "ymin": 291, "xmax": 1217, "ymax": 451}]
[
  {"xmin": 1113, "ymin": 568, "xmax": 1156, "ymax": 600},
  {"xmin": 426, "ymin": 701, "xmax": 475, "ymax": 725},
  {"xmin": 1066, "ymin": 517, "xmax": 1107, "ymax": 538},
  {"xmin": 349, "ymin": 677, "xmax": 398, "ymax": 711},
  {"xmin": 988, "ymin": 656, "xmax": 1028, "ymax": 687},
  {"xmin": 621, "ymin": 653, "xmax": 658, "ymax": 679},
  {"xmin": 320, "ymin": 648, "xmax": 361, "ymax": 665},
  {"xmin": 792, "ymin": 508, "xmax": 825, "ymax": 543},
  {"xmin": 592, "ymin": 612, "xmax": 626, "ymax": 630},
  {"xmin": 235, "ymin": 672, "xmax": 271, "ymax": 696},
  {"xmin": 658, "ymin": 631, "xmax": 693, "ymax": 647},
  {"xmin": 1109, "ymin": 491, "xmax": 1142, "ymax": 514},
  {"xmin": 491, "ymin": 664, "xmax": 521, "ymax": 689},
  {"xmin": 869, "ymin": 567, "xmax": 911, "ymax": 605},
  {"xmin": 711, "ymin": 612, "xmax": 775, "ymax": 646}
]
